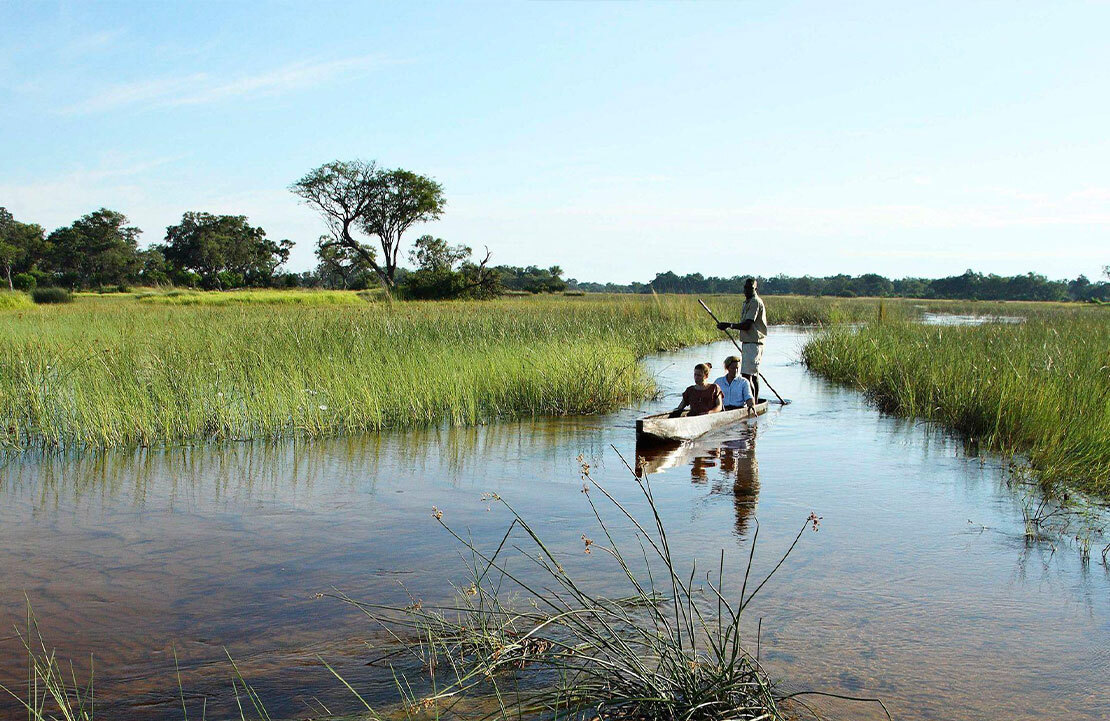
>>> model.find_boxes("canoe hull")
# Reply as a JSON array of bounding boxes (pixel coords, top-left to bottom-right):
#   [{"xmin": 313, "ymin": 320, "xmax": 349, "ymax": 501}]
[{"xmin": 636, "ymin": 401, "xmax": 769, "ymax": 443}]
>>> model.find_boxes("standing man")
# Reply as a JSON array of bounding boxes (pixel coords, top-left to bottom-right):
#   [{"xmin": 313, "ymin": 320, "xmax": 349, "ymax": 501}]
[{"xmin": 717, "ymin": 278, "xmax": 767, "ymax": 401}]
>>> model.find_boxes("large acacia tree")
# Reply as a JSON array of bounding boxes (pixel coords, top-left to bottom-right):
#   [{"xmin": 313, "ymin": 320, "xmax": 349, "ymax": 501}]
[{"xmin": 290, "ymin": 160, "xmax": 446, "ymax": 288}]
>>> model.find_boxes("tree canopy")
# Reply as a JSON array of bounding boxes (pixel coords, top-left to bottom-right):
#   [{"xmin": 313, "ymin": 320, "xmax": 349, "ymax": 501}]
[
  {"xmin": 160, "ymin": 212, "xmax": 292, "ymax": 289},
  {"xmin": 290, "ymin": 160, "xmax": 445, "ymax": 288},
  {"xmin": 46, "ymin": 209, "xmax": 141, "ymax": 289},
  {"xmin": 0, "ymin": 207, "xmax": 46, "ymax": 290}
]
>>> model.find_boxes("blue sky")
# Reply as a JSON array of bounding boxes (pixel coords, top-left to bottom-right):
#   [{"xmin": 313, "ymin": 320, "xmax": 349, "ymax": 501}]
[{"xmin": 2, "ymin": 1, "xmax": 1107, "ymax": 282}]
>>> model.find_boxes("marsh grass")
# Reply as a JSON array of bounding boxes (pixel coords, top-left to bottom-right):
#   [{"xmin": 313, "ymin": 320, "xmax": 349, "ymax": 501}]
[
  {"xmin": 802, "ymin": 309, "xmax": 1110, "ymax": 498},
  {"xmin": 0, "ymin": 291, "xmax": 33, "ymax": 310},
  {"xmin": 0, "ymin": 293, "xmax": 888, "ymax": 450},
  {"xmin": 4, "ymin": 290, "xmax": 1077, "ymax": 451},
  {"xmin": 134, "ymin": 289, "xmax": 377, "ymax": 306}
]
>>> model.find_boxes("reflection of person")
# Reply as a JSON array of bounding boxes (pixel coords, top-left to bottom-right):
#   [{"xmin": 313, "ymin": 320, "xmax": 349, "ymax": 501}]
[
  {"xmin": 670, "ymin": 363, "xmax": 723, "ymax": 418},
  {"xmin": 716, "ymin": 278, "xmax": 767, "ymax": 402},
  {"xmin": 687, "ymin": 432, "xmax": 760, "ymax": 537},
  {"xmin": 714, "ymin": 355, "xmax": 755, "ymax": 412},
  {"xmin": 729, "ymin": 435, "xmax": 760, "ymax": 537},
  {"xmin": 690, "ymin": 454, "xmax": 713, "ymax": 483}
]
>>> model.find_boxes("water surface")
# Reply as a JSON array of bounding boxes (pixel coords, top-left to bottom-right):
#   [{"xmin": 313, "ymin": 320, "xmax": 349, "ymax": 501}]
[{"xmin": 1, "ymin": 328, "xmax": 1107, "ymax": 720}]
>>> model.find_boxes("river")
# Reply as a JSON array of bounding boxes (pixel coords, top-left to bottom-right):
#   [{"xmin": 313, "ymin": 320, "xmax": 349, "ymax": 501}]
[{"xmin": 1, "ymin": 327, "xmax": 1107, "ymax": 720}]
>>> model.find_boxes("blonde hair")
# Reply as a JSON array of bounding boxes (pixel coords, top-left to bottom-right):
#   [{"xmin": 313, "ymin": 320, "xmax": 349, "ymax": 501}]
[{"xmin": 694, "ymin": 362, "xmax": 712, "ymax": 374}]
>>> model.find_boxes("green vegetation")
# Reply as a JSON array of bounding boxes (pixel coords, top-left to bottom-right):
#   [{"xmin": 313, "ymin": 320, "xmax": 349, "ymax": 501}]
[
  {"xmin": 0, "ymin": 293, "xmax": 893, "ymax": 450},
  {"xmin": 0, "ymin": 291, "xmax": 33, "ymax": 310},
  {"xmin": 135, "ymin": 288, "xmax": 376, "ymax": 306},
  {"xmin": 30, "ymin": 288, "xmax": 71, "ymax": 304},
  {"xmin": 578, "ymin": 268, "xmax": 1110, "ymax": 302},
  {"xmin": 331, "ymin": 462, "xmax": 855, "ymax": 721},
  {"xmin": 802, "ymin": 306, "xmax": 1110, "ymax": 498}
]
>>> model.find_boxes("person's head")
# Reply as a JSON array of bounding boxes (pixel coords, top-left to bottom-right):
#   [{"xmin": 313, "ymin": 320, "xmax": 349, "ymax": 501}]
[
  {"xmin": 724, "ymin": 355, "xmax": 740, "ymax": 378},
  {"xmin": 694, "ymin": 362, "xmax": 712, "ymax": 384},
  {"xmin": 744, "ymin": 278, "xmax": 757, "ymax": 299}
]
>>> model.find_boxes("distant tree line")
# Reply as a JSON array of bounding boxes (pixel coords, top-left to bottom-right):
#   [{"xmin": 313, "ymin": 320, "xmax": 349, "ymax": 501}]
[
  {"xmin": 0, "ymin": 206, "xmax": 294, "ymax": 292},
  {"xmin": 568, "ymin": 269, "xmax": 1110, "ymax": 302}
]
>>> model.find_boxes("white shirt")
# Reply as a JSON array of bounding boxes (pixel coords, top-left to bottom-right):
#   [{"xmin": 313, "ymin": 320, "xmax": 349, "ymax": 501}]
[{"xmin": 714, "ymin": 375, "xmax": 753, "ymax": 408}]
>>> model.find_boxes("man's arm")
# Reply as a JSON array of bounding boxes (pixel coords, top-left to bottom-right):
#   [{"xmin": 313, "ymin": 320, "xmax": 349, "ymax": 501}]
[{"xmin": 716, "ymin": 320, "xmax": 753, "ymax": 331}]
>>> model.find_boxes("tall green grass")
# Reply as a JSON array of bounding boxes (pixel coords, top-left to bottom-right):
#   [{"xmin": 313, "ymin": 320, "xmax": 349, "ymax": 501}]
[
  {"xmin": 0, "ymin": 293, "xmax": 903, "ymax": 450},
  {"xmin": 5, "ymin": 291, "xmax": 1066, "ymax": 451},
  {"xmin": 0, "ymin": 290, "xmax": 34, "ymax": 310},
  {"xmin": 802, "ymin": 311, "xmax": 1110, "ymax": 498},
  {"xmin": 134, "ymin": 288, "xmax": 378, "ymax": 306},
  {"xmin": 329, "ymin": 458, "xmax": 872, "ymax": 721}
]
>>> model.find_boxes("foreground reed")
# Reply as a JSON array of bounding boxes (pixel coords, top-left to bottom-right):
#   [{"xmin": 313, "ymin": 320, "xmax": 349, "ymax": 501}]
[
  {"xmin": 802, "ymin": 310, "xmax": 1110, "ymax": 498},
  {"xmin": 331, "ymin": 453, "xmax": 885, "ymax": 721}
]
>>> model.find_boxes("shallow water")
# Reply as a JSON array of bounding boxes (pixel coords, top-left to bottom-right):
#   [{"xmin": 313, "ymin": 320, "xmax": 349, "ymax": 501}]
[{"xmin": 1, "ymin": 327, "xmax": 1107, "ymax": 720}]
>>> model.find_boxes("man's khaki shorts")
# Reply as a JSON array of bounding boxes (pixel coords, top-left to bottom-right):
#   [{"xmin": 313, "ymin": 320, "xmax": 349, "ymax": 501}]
[{"xmin": 741, "ymin": 342, "xmax": 763, "ymax": 376}]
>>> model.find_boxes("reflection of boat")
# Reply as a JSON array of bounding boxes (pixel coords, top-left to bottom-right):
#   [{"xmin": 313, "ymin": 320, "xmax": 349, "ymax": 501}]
[
  {"xmin": 634, "ymin": 430, "xmax": 761, "ymax": 537},
  {"xmin": 635, "ymin": 401, "xmax": 768, "ymax": 443},
  {"xmin": 634, "ymin": 439, "xmax": 698, "ymax": 476}
]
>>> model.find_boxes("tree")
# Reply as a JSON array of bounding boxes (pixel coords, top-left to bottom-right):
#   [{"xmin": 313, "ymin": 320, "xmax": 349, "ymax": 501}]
[
  {"xmin": 402, "ymin": 235, "xmax": 495, "ymax": 300},
  {"xmin": 315, "ymin": 234, "xmax": 377, "ymax": 289},
  {"xmin": 408, "ymin": 234, "xmax": 471, "ymax": 272},
  {"xmin": 0, "ymin": 208, "xmax": 45, "ymax": 290},
  {"xmin": 161, "ymin": 212, "xmax": 292, "ymax": 289},
  {"xmin": 138, "ymin": 247, "xmax": 171, "ymax": 286},
  {"xmin": 291, "ymin": 160, "xmax": 446, "ymax": 289},
  {"xmin": 46, "ymin": 208, "xmax": 141, "ymax": 289}
]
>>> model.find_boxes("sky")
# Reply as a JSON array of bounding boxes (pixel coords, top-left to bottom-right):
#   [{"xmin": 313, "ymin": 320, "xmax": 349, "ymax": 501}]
[{"xmin": 1, "ymin": 1, "xmax": 1108, "ymax": 283}]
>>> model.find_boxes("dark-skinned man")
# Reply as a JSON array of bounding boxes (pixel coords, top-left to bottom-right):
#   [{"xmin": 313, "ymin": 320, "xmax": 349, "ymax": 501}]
[{"xmin": 716, "ymin": 278, "xmax": 767, "ymax": 402}]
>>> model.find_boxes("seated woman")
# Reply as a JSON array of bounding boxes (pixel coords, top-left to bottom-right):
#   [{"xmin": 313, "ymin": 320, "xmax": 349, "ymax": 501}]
[{"xmin": 670, "ymin": 362, "xmax": 724, "ymax": 417}]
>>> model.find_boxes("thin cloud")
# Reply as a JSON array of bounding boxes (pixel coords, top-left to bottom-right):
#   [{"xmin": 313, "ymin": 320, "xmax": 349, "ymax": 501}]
[{"xmin": 63, "ymin": 54, "xmax": 391, "ymax": 114}]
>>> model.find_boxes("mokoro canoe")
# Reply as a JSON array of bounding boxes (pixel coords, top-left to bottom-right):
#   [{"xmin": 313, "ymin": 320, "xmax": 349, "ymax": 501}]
[{"xmin": 636, "ymin": 400, "xmax": 769, "ymax": 443}]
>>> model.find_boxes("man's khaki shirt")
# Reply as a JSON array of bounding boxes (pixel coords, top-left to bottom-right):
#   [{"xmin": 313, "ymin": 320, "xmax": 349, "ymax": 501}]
[{"xmin": 739, "ymin": 295, "xmax": 767, "ymax": 344}]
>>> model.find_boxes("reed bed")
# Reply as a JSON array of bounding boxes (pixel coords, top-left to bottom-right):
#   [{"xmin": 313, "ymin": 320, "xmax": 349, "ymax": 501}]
[
  {"xmin": 0, "ymin": 290, "xmax": 34, "ymax": 310},
  {"xmin": 802, "ymin": 309, "xmax": 1110, "ymax": 498},
  {"xmin": 0, "ymin": 293, "xmax": 895, "ymax": 450},
  {"xmin": 134, "ymin": 288, "xmax": 377, "ymax": 306}
]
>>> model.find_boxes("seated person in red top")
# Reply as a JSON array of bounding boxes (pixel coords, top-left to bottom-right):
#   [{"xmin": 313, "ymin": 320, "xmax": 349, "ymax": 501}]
[{"xmin": 670, "ymin": 362, "xmax": 724, "ymax": 418}]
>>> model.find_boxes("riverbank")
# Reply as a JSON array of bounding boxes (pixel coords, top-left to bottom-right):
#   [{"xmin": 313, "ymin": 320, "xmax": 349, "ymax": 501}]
[{"xmin": 802, "ymin": 307, "xmax": 1110, "ymax": 499}]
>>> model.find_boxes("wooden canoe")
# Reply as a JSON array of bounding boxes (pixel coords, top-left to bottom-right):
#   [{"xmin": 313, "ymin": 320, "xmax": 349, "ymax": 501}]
[{"xmin": 636, "ymin": 401, "xmax": 769, "ymax": 443}]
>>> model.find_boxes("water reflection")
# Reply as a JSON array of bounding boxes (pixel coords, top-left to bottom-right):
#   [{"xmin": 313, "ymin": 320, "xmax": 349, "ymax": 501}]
[{"xmin": 636, "ymin": 427, "xmax": 761, "ymax": 537}]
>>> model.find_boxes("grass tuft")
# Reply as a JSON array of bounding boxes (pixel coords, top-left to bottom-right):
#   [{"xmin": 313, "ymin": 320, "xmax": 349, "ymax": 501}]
[
  {"xmin": 331, "ymin": 453, "xmax": 889, "ymax": 721},
  {"xmin": 30, "ymin": 288, "xmax": 72, "ymax": 305},
  {"xmin": 0, "ymin": 291, "xmax": 34, "ymax": 311}
]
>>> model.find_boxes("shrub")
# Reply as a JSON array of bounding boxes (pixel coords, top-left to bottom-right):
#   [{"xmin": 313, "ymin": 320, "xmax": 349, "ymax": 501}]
[
  {"xmin": 12, "ymin": 273, "xmax": 36, "ymax": 291},
  {"xmin": 31, "ymin": 288, "xmax": 72, "ymax": 304}
]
